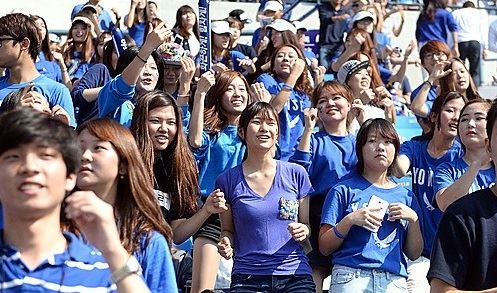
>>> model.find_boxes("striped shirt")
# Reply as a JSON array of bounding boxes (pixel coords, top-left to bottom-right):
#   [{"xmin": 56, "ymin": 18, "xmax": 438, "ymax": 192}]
[{"xmin": 0, "ymin": 232, "xmax": 117, "ymax": 292}]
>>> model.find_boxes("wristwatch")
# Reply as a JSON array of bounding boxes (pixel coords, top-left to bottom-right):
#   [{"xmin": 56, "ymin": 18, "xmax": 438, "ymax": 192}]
[{"xmin": 111, "ymin": 255, "xmax": 142, "ymax": 284}]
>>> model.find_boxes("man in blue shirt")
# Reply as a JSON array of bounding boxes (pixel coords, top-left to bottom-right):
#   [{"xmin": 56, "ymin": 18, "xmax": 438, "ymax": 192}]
[
  {"xmin": 0, "ymin": 13, "xmax": 76, "ymax": 127},
  {"xmin": 0, "ymin": 108, "xmax": 150, "ymax": 292}
]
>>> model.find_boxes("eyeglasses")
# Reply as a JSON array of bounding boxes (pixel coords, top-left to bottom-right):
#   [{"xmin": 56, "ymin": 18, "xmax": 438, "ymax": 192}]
[
  {"xmin": 0, "ymin": 37, "xmax": 18, "ymax": 48},
  {"xmin": 424, "ymin": 52, "xmax": 447, "ymax": 61}
]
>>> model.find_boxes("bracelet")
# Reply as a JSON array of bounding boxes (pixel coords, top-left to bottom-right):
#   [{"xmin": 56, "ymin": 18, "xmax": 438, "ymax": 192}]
[
  {"xmin": 282, "ymin": 83, "xmax": 293, "ymax": 91},
  {"xmin": 333, "ymin": 226, "xmax": 346, "ymax": 239},
  {"xmin": 136, "ymin": 54, "xmax": 147, "ymax": 63},
  {"xmin": 424, "ymin": 80, "xmax": 433, "ymax": 87},
  {"xmin": 177, "ymin": 94, "xmax": 190, "ymax": 98}
]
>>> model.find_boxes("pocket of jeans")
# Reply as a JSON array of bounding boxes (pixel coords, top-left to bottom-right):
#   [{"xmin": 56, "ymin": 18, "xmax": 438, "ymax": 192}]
[
  {"xmin": 231, "ymin": 274, "xmax": 252, "ymax": 285},
  {"xmin": 330, "ymin": 270, "xmax": 355, "ymax": 285},
  {"xmin": 391, "ymin": 276, "xmax": 408, "ymax": 290}
]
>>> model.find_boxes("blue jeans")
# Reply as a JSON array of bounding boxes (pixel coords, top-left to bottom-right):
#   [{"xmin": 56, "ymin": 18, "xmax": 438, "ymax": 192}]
[
  {"xmin": 331, "ymin": 265, "xmax": 408, "ymax": 293},
  {"xmin": 319, "ymin": 45, "xmax": 342, "ymax": 74},
  {"xmin": 230, "ymin": 274, "xmax": 315, "ymax": 293}
]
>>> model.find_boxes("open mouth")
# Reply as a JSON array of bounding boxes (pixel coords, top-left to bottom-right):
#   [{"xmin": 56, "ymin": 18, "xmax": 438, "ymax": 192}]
[
  {"xmin": 155, "ymin": 135, "xmax": 169, "ymax": 144},
  {"xmin": 18, "ymin": 182, "xmax": 44, "ymax": 193}
]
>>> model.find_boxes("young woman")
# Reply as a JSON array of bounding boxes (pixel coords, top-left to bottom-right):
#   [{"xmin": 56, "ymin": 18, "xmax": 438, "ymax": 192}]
[
  {"xmin": 173, "ymin": 5, "xmax": 200, "ymax": 58},
  {"xmin": 76, "ymin": 118, "xmax": 178, "ymax": 292},
  {"xmin": 415, "ymin": 0, "xmax": 458, "ymax": 54},
  {"xmin": 394, "ymin": 91, "xmax": 467, "ymax": 292},
  {"xmin": 434, "ymin": 99, "xmax": 494, "ymax": 212},
  {"xmin": 125, "ymin": 0, "xmax": 148, "ymax": 47},
  {"xmin": 218, "ymin": 101, "xmax": 316, "ymax": 292},
  {"xmin": 188, "ymin": 70, "xmax": 251, "ymax": 293},
  {"xmin": 227, "ymin": 17, "xmax": 257, "ymax": 60},
  {"xmin": 30, "ymin": 15, "xmax": 65, "ymax": 84},
  {"xmin": 256, "ymin": 43, "xmax": 313, "ymax": 160},
  {"xmin": 289, "ymin": 80, "xmax": 358, "ymax": 293},
  {"xmin": 338, "ymin": 59, "xmax": 395, "ymax": 133},
  {"xmin": 98, "ymin": 23, "xmax": 170, "ymax": 127},
  {"xmin": 62, "ymin": 16, "xmax": 96, "ymax": 83},
  {"xmin": 130, "ymin": 90, "xmax": 227, "ymax": 244},
  {"xmin": 439, "ymin": 58, "xmax": 481, "ymax": 101},
  {"xmin": 210, "ymin": 21, "xmax": 255, "ymax": 74},
  {"xmin": 319, "ymin": 118, "xmax": 423, "ymax": 292}
]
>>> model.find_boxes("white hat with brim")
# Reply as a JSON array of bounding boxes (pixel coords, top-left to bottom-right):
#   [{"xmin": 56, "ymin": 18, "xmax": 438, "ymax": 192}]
[
  {"xmin": 263, "ymin": 1, "xmax": 284, "ymax": 12},
  {"xmin": 211, "ymin": 21, "xmax": 231, "ymax": 35},
  {"xmin": 351, "ymin": 10, "xmax": 374, "ymax": 28},
  {"xmin": 72, "ymin": 16, "xmax": 97, "ymax": 39},
  {"xmin": 267, "ymin": 19, "xmax": 297, "ymax": 34},
  {"xmin": 337, "ymin": 60, "xmax": 370, "ymax": 85}
]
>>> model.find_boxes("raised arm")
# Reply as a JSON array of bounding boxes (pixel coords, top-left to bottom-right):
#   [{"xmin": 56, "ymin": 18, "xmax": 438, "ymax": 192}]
[
  {"xmin": 270, "ymin": 58, "xmax": 306, "ymax": 114},
  {"xmin": 188, "ymin": 71, "xmax": 216, "ymax": 148}
]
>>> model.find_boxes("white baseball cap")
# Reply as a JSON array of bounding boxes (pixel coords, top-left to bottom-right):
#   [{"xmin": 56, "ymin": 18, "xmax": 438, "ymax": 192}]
[
  {"xmin": 263, "ymin": 1, "xmax": 284, "ymax": 12},
  {"xmin": 211, "ymin": 21, "xmax": 231, "ymax": 35},
  {"xmin": 267, "ymin": 19, "xmax": 297, "ymax": 34},
  {"xmin": 337, "ymin": 60, "xmax": 370, "ymax": 85}
]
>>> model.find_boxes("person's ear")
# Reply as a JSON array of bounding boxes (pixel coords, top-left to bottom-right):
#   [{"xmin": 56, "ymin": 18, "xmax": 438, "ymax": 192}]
[
  {"xmin": 486, "ymin": 137, "xmax": 491, "ymax": 153},
  {"xmin": 238, "ymin": 128, "xmax": 245, "ymax": 140}
]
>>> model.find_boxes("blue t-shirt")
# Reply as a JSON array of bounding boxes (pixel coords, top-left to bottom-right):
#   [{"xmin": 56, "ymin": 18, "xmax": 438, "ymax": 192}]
[
  {"xmin": 400, "ymin": 139, "xmax": 464, "ymax": 257},
  {"xmin": 289, "ymin": 131, "xmax": 357, "ymax": 198},
  {"xmin": 433, "ymin": 158, "xmax": 495, "ymax": 201},
  {"xmin": 128, "ymin": 22, "xmax": 146, "ymax": 48},
  {"xmin": 0, "ymin": 75, "xmax": 76, "ymax": 127},
  {"xmin": 410, "ymin": 83, "xmax": 437, "ymax": 120},
  {"xmin": 36, "ymin": 53, "xmax": 62, "ymax": 83},
  {"xmin": 216, "ymin": 160, "xmax": 313, "ymax": 276},
  {"xmin": 256, "ymin": 73, "xmax": 311, "ymax": 161},
  {"xmin": 193, "ymin": 125, "xmax": 246, "ymax": 197},
  {"xmin": 415, "ymin": 8, "xmax": 458, "ymax": 43},
  {"xmin": 0, "ymin": 231, "xmax": 116, "ymax": 292},
  {"xmin": 321, "ymin": 175, "xmax": 421, "ymax": 277},
  {"xmin": 134, "ymin": 231, "xmax": 178, "ymax": 293}
]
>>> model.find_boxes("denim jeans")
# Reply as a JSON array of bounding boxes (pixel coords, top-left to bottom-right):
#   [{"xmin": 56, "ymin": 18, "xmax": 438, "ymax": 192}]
[
  {"xmin": 458, "ymin": 40, "xmax": 481, "ymax": 86},
  {"xmin": 330, "ymin": 264, "xmax": 408, "ymax": 293},
  {"xmin": 319, "ymin": 45, "xmax": 342, "ymax": 74},
  {"xmin": 230, "ymin": 274, "xmax": 316, "ymax": 293}
]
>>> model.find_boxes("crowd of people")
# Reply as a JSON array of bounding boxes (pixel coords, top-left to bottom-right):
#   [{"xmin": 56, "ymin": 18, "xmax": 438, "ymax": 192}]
[{"xmin": 0, "ymin": 0, "xmax": 497, "ymax": 292}]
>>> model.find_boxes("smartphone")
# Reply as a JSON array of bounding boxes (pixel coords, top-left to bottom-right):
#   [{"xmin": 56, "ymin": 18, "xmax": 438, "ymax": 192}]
[
  {"xmin": 174, "ymin": 34, "xmax": 184, "ymax": 45},
  {"xmin": 365, "ymin": 195, "xmax": 389, "ymax": 232}
]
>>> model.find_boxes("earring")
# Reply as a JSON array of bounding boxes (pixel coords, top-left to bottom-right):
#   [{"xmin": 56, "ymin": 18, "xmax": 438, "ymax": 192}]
[{"xmin": 120, "ymin": 174, "xmax": 124, "ymax": 179}]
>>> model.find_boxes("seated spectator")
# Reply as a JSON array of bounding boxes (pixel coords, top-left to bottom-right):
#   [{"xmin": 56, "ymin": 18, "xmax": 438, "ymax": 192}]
[
  {"xmin": 0, "ymin": 108, "xmax": 150, "ymax": 292},
  {"xmin": 428, "ymin": 100, "xmax": 497, "ymax": 292},
  {"xmin": 0, "ymin": 13, "xmax": 76, "ymax": 127}
]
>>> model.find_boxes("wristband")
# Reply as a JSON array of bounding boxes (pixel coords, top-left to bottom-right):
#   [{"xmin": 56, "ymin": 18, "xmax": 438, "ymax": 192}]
[
  {"xmin": 424, "ymin": 80, "xmax": 433, "ymax": 87},
  {"xmin": 111, "ymin": 255, "xmax": 142, "ymax": 284},
  {"xmin": 333, "ymin": 226, "xmax": 346, "ymax": 239},
  {"xmin": 136, "ymin": 54, "xmax": 147, "ymax": 63},
  {"xmin": 282, "ymin": 83, "xmax": 294, "ymax": 91}
]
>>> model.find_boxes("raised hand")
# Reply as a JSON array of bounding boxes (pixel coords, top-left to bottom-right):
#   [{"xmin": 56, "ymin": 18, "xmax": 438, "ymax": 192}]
[
  {"xmin": 178, "ymin": 56, "xmax": 196, "ymax": 85},
  {"xmin": 250, "ymin": 82, "xmax": 272, "ymax": 103},
  {"xmin": 290, "ymin": 58, "xmax": 306, "ymax": 78},
  {"xmin": 144, "ymin": 21, "xmax": 172, "ymax": 50},
  {"xmin": 196, "ymin": 71, "xmax": 216, "ymax": 96},
  {"xmin": 303, "ymin": 107, "xmax": 318, "ymax": 131}
]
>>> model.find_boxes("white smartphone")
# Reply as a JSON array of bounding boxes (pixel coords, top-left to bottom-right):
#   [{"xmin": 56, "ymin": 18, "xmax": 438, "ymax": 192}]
[{"xmin": 365, "ymin": 195, "xmax": 389, "ymax": 232}]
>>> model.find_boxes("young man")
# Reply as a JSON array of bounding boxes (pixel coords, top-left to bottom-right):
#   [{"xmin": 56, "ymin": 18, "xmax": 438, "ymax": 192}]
[
  {"xmin": 0, "ymin": 108, "xmax": 149, "ymax": 292},
  {"xmin": 428, "ymin": 101, "xmax": 497, "ymax": 292},
  {"xmin": 0, "ymin": 13, "xmax": 76, "ymax": 127}
]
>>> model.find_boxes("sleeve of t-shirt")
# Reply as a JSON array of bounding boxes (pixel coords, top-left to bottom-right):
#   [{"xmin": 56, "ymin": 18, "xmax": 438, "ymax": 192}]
[
  {"xmin": 399, "ymin": 140, "xmax": 415, "ymax": 170},
  {"xmin": 215, "ymin": 169, "xmax": 232, "ymax": 203},
  {"xmin": 288, "ymin": 134, "xmax": 314, "ymax": 171},
  {"xmin": 140, "ymin": 233, "xmax": 179, "ymax": 293},
  {"xmin": 49, "ymin": 86, "xmax": 76, "ymax": 128},
  {"xmin": 427, "ymin": 211, "xmax": 472, "ymax": 288},
  {"xmin": 72, "ymin": 64, "xmax": 111, "ymax": 109},
  {"xmin": 321, "ymin": 184, "xmax": 347, "ymax": 226},
  {"xmin": 446, "ymin": 10, "xmax": 458, "ymax": 32},
  {"xmin": 256, "ymin": 73, "xmax": 280, "ymax": 96},
  {"xmin": 97, "ymin": 74, "xmax": 135, "ymax": 118},
  {"xmin": 293, "ymin": 163, "xmax": 314, "ymax": 199},
  {"xmin": 230, "ymin": 50, "xmax": 248, "ymax": 72},
  {"xmin": 433, "ymin": 162, "xmax": 455, "ymax": 196}
]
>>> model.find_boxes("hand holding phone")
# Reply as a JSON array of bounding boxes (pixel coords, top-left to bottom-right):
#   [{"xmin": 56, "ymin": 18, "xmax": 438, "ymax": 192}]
[{"xmin": 364, "ymin": 195, "xmax": 389, "ymax": 232}]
